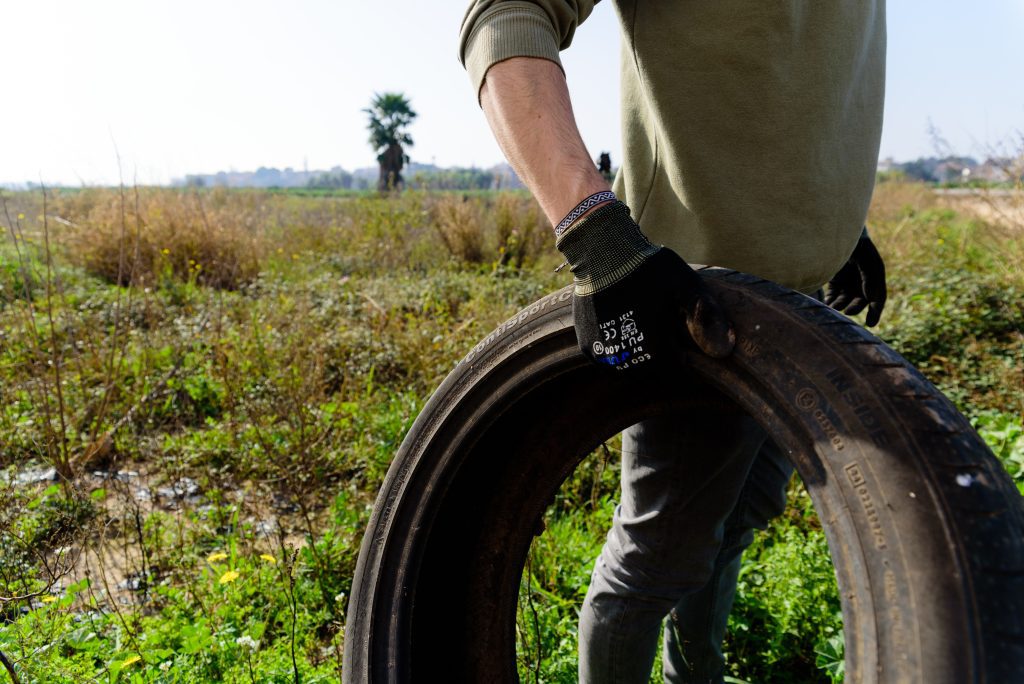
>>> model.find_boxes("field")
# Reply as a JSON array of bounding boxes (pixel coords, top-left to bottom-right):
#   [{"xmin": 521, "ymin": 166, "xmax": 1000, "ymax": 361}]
[{"xmin": 1, "ymin": 183, "xmax": 1022, "ymax": 682}]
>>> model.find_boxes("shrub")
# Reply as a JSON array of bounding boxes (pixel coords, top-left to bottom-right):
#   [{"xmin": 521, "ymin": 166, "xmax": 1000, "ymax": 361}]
[
  {"xmin": 54, "ymin": 188, "xmax": 265, "ymax": 289},
  {"xmin": 431, "ymin": 194, "xmax": 487, "ymax": 264}
]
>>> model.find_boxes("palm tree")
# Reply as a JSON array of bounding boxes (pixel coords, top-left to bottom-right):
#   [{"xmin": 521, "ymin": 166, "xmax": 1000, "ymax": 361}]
[{"xmin": 364, "ymin": 92, "xmax": 417, "ymax": 192}]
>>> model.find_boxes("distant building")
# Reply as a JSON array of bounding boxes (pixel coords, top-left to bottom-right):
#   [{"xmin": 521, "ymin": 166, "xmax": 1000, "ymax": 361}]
[{"xmin": 933, "ymin": 159, "xmax": 970, "ymax": 184}]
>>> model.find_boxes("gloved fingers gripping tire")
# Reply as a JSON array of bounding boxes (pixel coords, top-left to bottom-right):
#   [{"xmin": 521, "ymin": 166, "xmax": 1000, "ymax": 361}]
[{"xmin": 343, "ymin": 268, "xmax": 1024, "ymax": 684}]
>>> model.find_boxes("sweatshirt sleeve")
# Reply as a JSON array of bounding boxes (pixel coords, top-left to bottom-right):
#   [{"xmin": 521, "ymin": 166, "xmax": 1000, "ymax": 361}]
[{"xmin": 459, "ymin": 0, "xmax": 599, "ymax": 100}]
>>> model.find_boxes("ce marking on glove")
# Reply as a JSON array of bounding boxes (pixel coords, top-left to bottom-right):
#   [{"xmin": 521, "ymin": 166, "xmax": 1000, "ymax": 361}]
[{"xmin": 594, "ymin": 311, "xmax": 649, "ymax": 370}]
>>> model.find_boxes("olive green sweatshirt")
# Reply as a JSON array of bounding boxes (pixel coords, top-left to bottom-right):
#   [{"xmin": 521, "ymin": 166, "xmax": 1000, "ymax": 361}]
[{"xmin": 459, "ymin": 0, "xmax": 885, "ymax": 291}]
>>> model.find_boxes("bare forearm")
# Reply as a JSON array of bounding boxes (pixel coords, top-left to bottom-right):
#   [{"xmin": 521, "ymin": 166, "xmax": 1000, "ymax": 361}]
[{"xmin": 480, "ymin": 57, "xmax": 609, "ymax": 227}]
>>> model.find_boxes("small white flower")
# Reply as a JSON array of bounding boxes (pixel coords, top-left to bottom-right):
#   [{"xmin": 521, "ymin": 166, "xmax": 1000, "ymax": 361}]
[
  {"xmin": 236, "ymin": 635, "xmax": 259, "ymax": 652},
  {"xmin": 159, "ymin": 661, "xmax": 172, "ymax": 671}
]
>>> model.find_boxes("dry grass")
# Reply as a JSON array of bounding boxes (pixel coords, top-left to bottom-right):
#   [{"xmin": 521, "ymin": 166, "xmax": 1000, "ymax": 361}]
[
  {"xmin": 431, "ymin": 195, "xmax": 486, "ymax": 263},
  {"xmin": 52, "ymin": 188, "xmax": 266, "ymax": 290},
  {"xmin": 867, "ymin": 180, "xmax": 939, "ymax": 223},
  {"xmin": 492, "ymin": 192, "xmax": 549, "ymax": 270},
  {"xmin": 429, "ymin": 192, "xmax": 552, "ymax": 268},
  {"xmin": 868, "ymin": 181, "xmax": 1024, "ymax": 286},
  {"xmin": 31, "ymin": 188, "xmax": 556, "ymax": 292},
  {"xmin": 939, "ymin": 192, "xmax": 1024, "ymax": 233}
]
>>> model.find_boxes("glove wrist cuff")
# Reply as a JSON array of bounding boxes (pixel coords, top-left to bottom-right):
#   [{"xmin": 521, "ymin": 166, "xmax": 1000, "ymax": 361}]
[{"xmin": 556, "ymin": 201, "xmax": 659, "ymax": 296}]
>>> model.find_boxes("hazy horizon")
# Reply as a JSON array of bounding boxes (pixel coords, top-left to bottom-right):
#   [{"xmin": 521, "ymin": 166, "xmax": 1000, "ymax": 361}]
[{"xmin": 4, "ymin": 1, "xmax": 1022, "ymax": 187}]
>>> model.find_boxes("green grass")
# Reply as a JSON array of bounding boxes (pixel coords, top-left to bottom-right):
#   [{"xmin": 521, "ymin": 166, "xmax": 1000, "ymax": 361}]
[{"xmin": 0, "ymin": 184, "xmax": 1021, "ymax": 682}]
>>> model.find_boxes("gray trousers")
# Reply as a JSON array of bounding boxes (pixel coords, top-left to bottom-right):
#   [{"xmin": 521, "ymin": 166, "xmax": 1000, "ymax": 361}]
[{"xmin": 578, "ymin": 403, "xmax": 794, "ymax": 683}]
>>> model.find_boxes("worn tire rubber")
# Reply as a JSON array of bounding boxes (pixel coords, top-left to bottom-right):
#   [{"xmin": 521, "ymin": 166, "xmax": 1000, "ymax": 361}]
[{"xmin": 343, "ymin": 268, "xmax": 1024, "ymax": 683}]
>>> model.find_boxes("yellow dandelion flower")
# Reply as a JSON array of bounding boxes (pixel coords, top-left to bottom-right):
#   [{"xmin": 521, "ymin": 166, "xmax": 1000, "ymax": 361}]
[
  {"xmin": 122, "ymin": 655, "xmax": 142, "ymax": 667},
  {"xmin": 41, "ymin": 595, "xmax": 58, "ymax": 603},
  {"xmin": 219, "ymin": 570, "xmax": 240, "ymax": 584},
  {"xmin": 17, "ymin": 213, "xmax": 25, "ymax": 220},
  {"xmin": 161, "ymin": 248, "xmax": 171, "ymax": 255},
  {"xmin": 207, "ymin": 552, "xmax": 229, "ymax": 563},
  {"xmin": 259, "ymin": 554, "xmax": 277, "ymax": 564}
]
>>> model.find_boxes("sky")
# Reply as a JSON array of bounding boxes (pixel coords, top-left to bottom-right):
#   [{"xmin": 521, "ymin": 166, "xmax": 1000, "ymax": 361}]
[{"xmin": 3, "ymin": 0, "xmax": 1023, "ymax": 186}]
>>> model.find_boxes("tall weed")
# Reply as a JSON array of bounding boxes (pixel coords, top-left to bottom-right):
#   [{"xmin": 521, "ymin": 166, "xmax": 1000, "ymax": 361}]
[{"xmin": 54, "ymin": 188, "xmax": 264, "ymax": 290}]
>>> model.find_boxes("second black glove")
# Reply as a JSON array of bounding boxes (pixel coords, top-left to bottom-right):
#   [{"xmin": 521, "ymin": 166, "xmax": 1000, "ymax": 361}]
[{"xmin": 825, "ymin": 229, "xmax": 887, "ymax": 327}]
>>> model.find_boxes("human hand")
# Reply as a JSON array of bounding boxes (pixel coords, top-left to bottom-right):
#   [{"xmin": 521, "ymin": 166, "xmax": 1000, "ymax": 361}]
[
  {"xmin": 556, "ymin": 201, "xmax": 734, "ymax": 370},
  {"xmin": 825, "ymin": 231, "xmax": 887, "ymax": 327}
]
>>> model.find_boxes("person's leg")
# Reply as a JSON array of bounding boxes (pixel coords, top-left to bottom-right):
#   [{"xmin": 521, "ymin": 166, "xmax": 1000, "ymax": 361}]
[
  {"xmin": 655, "ymin": 292, "xmax": 825, "ymax": 683},
  {"xmin": 578, "ymin": 404, "xmax": 768, "ymax": 684},
  {"xmin": 661, "ymin": 440, "xmax": 794, "ymax": 683}
]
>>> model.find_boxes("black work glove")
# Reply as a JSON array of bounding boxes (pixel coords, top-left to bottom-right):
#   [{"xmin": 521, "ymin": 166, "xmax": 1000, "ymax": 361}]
[
  {"xmin": 825, "ymin": 229, "xmax": 887, "ymax": 327},
  {"xmin": 556, "ymin": 201, "xmax": 734, "ymax": 371}
]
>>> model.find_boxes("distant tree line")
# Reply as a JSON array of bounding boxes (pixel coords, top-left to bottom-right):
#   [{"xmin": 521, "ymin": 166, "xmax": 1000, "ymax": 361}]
[
  {"xmin": 881, "ymin": 155, "xmax": 1022, "ymax": 185},
  {"xmin": 183, "ymin": 166, "xmax": 325, "ymax": 189},
  {"xmin": 407, "ymin": 168, "xmax": 496, "ymax": 190},
  {"xmin": 305, "ymin": 169, "xmax": 373, "ymax": 191},
  {"xmin": 892, "ymin": 156, "xmax": 977, "ymax": 183},
  {"xmin": 306, "ymin": 165, "xmax": 522, "ymax": 191}
]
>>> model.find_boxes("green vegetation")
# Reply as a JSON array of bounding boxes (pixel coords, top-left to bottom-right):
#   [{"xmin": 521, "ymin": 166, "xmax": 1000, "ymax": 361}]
[{"xmin": 1, "ymin": 183, "xmax": 1020, "ymax": 682}]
